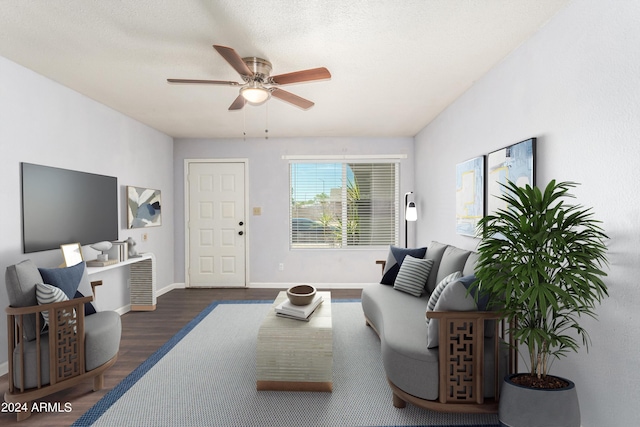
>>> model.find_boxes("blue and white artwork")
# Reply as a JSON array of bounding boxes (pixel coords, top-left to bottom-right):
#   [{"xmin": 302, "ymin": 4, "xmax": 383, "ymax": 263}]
[
  {"xmin": 127, "ymin": 186, "xmax": 162, "ymax": 228},
  {"xmin": 456, "ymin": 156, "xmax": 485, "ymax": 237},
  {"xmin": 487, "ymin": 138, "xmax": 536, "ymax": 217}
]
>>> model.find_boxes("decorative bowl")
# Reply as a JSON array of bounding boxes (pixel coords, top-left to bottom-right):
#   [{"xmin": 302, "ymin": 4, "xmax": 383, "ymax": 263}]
[{"xmin": 286, "ymin": 285, "xmax": 317, "ymax": 306}]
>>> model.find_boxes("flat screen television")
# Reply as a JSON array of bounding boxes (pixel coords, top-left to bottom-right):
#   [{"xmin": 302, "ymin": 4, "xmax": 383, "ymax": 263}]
[{"xmin": 21, "ymin": 163, "xmax": 119, "ymax": 253}]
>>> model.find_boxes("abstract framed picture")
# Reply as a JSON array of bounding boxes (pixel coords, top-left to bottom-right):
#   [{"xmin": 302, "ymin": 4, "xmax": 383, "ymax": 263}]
[
  {"xmin": 455, "ymin": 155, "xmax": 485, "ymax": 237},
  {"xmin": 127, "ymin": 186, "xmax": 162, "ymax": 229},
  {"xmin": 486, "ymin": 137, "xmax": 536, "ymax": 217}
]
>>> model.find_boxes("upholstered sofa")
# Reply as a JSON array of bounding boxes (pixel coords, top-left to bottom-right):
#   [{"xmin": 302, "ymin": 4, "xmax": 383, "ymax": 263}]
[
  {"xmin": 4, "ymin": 260, "xmax": 121, "ymax": 421},
  {"xmin": 361, "ymin": 241, "xmax": 510, "ymax": 413}
]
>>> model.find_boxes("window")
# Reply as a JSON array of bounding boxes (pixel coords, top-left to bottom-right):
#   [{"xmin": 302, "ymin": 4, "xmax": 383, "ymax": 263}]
[{"xmin": 290, "ymin": 160, "xmax": 399, "ymax": 248}]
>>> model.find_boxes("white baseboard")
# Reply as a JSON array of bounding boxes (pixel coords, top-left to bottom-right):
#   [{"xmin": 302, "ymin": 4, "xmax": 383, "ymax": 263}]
[
  {"xmin": 115, "ymin": 304, "xmax": 131, "ymax": 316},
  {"xmin": 157, "ymin": 282, "xmax": 185, "ymax": 297},
  {"xmin": 248, "ymin": 282, "xmax": 367, "ymax": 289}
]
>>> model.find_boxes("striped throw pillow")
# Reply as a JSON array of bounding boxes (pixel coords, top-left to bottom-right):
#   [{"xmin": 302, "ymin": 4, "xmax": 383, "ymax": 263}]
[
  {"xmin": 426, "ymin": 271, "xmax": 462, "ymax": 324},
  {"xmin": 393, "ymin": 256, "xmax": 434, "ymax": 297},
  {"xmin": 36, "ymin": 283, "xmax": 69, "ymax": 326}
]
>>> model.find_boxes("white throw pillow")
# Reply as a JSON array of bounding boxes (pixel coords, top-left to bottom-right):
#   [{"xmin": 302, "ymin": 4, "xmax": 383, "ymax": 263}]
[
  {"xmin": 393, "ymin": 256, "xmax": 434, "ymax": 297},
  {"xmin": 426, "ymin": 271, "xmax": 462, "ymax": 323},
  {"xmin": 36, "ymin": 283, "xmax": 69, "ymax": 326}
]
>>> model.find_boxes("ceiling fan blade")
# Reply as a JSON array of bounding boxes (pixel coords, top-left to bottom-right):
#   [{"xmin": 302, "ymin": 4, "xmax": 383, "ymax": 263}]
[
  {"xmin": 271, "ymin": 88, "xmax": 314, "ymax": 110},
  {"xmin": 213, "ymin": 45, "xmax": 254, "ymax": 77},
  {"xmin": 167, "ymin": 78, "xmax": 240, "ymax": 85},
  {"xmin": 228, "ymin": 95, "xmax": 247, "ymax": 111},
  {"xmin": 270, "ymin": 67, "xmax": 331, "ymax": 85}
]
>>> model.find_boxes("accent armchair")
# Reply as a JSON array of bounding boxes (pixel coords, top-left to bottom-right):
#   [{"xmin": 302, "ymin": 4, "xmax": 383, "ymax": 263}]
[{"xmin": 4, "ymin": 259, "xmax": 121, "ymax": 421}]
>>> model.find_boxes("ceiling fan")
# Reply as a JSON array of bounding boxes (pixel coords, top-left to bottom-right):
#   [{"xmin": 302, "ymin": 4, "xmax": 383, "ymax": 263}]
[{"xmin": 167, "ymin": 45, "xmax": 331, "ymax": 111}]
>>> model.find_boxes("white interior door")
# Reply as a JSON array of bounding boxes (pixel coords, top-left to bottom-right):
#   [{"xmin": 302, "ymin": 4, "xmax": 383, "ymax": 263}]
[{"xmin": 187, "ymin": 161, "xmax": 246, "ymax": 287}]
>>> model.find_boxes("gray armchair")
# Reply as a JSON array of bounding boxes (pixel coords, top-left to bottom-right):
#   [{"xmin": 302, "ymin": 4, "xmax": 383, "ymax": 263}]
[{"xmin": 5, "ymin": 259, "xmax": 121, "ymax": 421}]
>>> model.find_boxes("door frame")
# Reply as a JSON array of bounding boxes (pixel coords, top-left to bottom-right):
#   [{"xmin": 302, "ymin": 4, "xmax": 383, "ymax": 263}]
[{"xmin": 184, "ymin": 158, "xmax": 250, "ymax": 288}]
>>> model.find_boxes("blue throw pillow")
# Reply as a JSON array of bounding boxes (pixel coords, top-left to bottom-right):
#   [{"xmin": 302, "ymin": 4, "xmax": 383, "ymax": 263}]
[
  {"xmin": 380, "ymin": 246, "xmax": 427, "ymax": 285},
  {"xmin": 39, "ymin": 262, "xmax": 85, "ymax": 299},
  {"xmin": 74, "ymin": 290, "xmax": 97, "ymax": 316},
  {"xmin": 459, "ymin": 274, "xmax": 490, "ymax": 311},
  {"xmin": 39, "ymin": 262, "xmax": 96, "ymax": 315}
]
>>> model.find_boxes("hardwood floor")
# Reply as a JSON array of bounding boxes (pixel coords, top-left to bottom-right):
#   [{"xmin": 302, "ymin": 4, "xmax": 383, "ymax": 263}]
[{"xmin": 0, "ymin": 288, "xmax": 362, "ymax": 426}]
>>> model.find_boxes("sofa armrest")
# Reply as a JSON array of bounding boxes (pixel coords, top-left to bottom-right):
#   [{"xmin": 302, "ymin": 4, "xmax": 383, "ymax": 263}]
[
  {"xmin": 426, "ymin": 310, "xmax": 504, "ymax": 405},
  {"xmin": 6, "ymin": 297, "xmax": 89, "ymax": 393}
]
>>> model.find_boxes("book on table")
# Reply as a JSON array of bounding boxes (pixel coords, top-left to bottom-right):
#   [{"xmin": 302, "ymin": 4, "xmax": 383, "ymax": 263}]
[
  {"xmin": 108, "ymin": 241, "xmax": 129, "ymax": 262},
  {"xmin": 275, "ymin": 294, "xmax": 323, "ymax": 321},
  {"xmin": 86, "ymin": 259, "xmax": 119, "ymax": 267}
]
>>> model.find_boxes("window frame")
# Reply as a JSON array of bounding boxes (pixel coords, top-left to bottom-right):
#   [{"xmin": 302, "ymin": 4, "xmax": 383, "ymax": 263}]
[{"xmin": 288, "ymin": 155, "xmax": 401, "ymax": 250}]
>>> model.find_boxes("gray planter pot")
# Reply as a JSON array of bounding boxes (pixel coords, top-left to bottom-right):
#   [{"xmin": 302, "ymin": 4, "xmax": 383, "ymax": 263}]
[{"xmin": 499, "ymin": 373, "xmax": 580, "ymax": 427}]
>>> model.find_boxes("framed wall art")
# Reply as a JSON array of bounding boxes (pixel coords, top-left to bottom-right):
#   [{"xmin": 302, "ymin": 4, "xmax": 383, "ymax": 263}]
[
  {"xmin": 60, "ymin": 242, "xmax": 83, "ymax": 267},
  {"xmin": 486, "ymin": 137, "xmax": 536, "ymax": 217},
  {"xmin": 127, "ymin": 186, "xmax": 162, "ymax": 229},
  {"xmin": 455, "ymin": 155, "xmax": 485, "ymax": 237}
]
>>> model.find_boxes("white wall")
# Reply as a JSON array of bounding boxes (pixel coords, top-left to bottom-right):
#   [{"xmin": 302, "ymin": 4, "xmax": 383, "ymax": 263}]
[
  {"xmin": 0, "ymin": 56, "xmax": 175, "ymax": 368},
  {"xmin": 173, "ymin": 136, "xmax": 414, "ymax": 287},
  {"xmin": 414, "ymin": 0, "xmax": 640, "ymax": 425}
]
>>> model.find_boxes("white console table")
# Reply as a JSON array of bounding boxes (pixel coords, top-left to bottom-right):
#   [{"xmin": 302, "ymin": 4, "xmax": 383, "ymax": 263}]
[{"xmin": 86, "ymin": 253, "xmax": 157, "ymax": 311}]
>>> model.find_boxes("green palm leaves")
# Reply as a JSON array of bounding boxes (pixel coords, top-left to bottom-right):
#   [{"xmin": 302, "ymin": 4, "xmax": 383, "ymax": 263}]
[{"xmin": 473, "ymin": 180, "xmax": 608, "ymax": 378}]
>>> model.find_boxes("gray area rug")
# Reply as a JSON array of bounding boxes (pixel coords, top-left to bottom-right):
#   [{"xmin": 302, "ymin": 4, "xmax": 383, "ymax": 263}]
[{"xmin": 75, "ymin": 300, "xmax": 499, "ymax": 427}]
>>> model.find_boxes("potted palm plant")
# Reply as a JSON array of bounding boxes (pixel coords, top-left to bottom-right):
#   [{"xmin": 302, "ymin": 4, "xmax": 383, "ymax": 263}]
[{"xmin": 472, "ymin": 180, "xmax": 608, "ymax": 427}]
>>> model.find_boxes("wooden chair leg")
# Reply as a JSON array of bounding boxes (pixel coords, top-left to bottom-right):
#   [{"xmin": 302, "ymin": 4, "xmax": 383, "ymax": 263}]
[
  {"xmin": 393, "ymin": 392, "xmax": 406, "ymax": 408},
  {"xmin": 93, "ymin": 373, "xmax": 104, "ymax": 391},
  {"xmin": 16, "ymin": 405, "xmax": 32, "ymax": 422}
]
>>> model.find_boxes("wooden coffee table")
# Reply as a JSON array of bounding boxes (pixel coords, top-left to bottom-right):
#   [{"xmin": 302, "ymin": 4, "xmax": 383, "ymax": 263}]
[{"xmin": 256, "ymin": 291, "xmax": 333, "ymax": 392}]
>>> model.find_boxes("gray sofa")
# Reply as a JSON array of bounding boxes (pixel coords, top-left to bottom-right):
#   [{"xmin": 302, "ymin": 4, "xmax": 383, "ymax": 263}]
[{"xmin": 361, "ymin": 241, "xmax": 507, "ymax": 412}]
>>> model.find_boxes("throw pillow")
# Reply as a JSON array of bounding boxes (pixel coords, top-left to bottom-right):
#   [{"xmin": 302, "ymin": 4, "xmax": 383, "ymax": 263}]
[
  {"xmin": 393, "ymin": 256, "xmax": 434, "ymax": 297},
  {"xmin": 36, "ymin": 283, "xmax": 68, "ymax": 326},
  {"xmin": 74, "ymin": 290, "xmax": 97, "ymax": 316},
  {"xmin": 426, "ymin": 271, "xmax": 462, "ymax": 323},
  {"xmin": 426, "ymin": 274, "xmax": 479, "ymax": 348},
  {"xmin": 38, "ymin": 261, "xmax": 85, "ymax": 299},
  {"xmin": 380, "ymin": 245, "xmax": 427, "ymax": 285},
  {"xmin": 38, "ymin": 262, "xmax": 96, "ymax": 315}
]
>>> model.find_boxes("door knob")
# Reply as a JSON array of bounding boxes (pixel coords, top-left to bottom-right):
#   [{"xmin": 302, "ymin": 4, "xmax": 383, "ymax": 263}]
[
  {"xmin": 238, "ymin": 231, "xmax": 244, "ymax": 236},
  {"xmin": 239, "ymin": 221, "xmax": 244, "ymax": 226}
]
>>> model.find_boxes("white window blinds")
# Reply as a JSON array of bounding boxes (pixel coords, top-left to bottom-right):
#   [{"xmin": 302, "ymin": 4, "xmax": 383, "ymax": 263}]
[{"xmin": 290, "ymin": 161, "xmax": 399, "ymax": 248}]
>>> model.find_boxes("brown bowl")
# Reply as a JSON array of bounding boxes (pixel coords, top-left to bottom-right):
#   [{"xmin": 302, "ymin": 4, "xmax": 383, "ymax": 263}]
[{"xmin": 286, "ymin": 285, "xmax": 317, "ymax": 306}]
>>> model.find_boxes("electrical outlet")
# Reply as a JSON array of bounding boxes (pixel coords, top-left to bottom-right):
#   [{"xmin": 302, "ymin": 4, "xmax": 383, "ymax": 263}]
[
  {"xmin": 278, "ymin": 263, "xmax": 284, "ymax": 271},
  {"xmin": 142, "ymin": 232, "xmax": 148, "ymax": 242}
]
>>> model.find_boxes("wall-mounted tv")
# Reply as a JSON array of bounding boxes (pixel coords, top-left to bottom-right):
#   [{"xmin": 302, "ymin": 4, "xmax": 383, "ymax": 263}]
[{"xmin": 21, "ymin": 163, "xmax": 119, "ymax": 253}]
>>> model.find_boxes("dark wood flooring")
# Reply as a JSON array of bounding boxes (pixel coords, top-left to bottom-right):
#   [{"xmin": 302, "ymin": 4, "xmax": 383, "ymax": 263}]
[{"xmin": 0, "ymin": 287, "xmax": 362, "ymax": 426}]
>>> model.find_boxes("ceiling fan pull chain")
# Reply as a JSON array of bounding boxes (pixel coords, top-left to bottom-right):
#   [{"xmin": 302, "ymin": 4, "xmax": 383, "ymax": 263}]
[
  {"xmin": 243, "ymin": 106, "xmax": 247, "ymax": 141},
  {"xmin": 265, "ymin": 102, "xmax": 269, "ymax": 140}
]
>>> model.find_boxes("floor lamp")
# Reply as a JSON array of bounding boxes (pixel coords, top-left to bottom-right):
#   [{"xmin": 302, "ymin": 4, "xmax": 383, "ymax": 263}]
[{"xmin": 404, "ymin": 192, "xmax": 417, "ymax": 248}]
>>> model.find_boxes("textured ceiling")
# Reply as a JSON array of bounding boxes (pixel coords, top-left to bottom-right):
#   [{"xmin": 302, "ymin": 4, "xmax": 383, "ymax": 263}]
[{"xmin": 0, "ymin": 1, "xmax": 569, "ymax": 139}]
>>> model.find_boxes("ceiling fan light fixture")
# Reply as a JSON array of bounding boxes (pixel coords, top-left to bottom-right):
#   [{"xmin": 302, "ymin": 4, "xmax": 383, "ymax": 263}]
[
  {"xmin": 168, "ymin": 44, "xmax": 328, "ymax": 111},
  {"xmin": 240, "ymin": 86, "xmax": 270, "ymax": 104}
]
